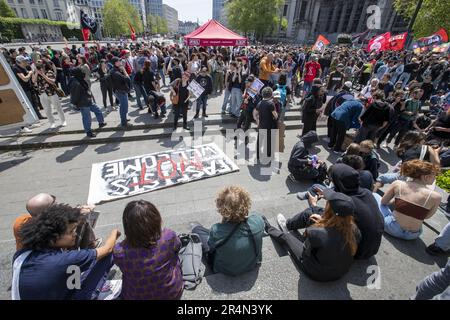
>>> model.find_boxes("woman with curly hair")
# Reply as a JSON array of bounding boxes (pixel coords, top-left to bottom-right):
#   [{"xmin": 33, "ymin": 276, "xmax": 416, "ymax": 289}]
[
  {"xmin": 12, "ymin": 204, "xmax": 120, "ymax": 300},
  {"xmin": 191, "ymin": 186, "xmax": 265, "ymax": 276}
]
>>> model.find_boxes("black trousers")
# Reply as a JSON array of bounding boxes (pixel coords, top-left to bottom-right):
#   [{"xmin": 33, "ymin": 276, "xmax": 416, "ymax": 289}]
[
  {"xmin": 327, "ymin": 116, "xmax": 333, "ymax": 138},
  {"xmin": 100, "ymin": 80, "xmax": 114, "ymax": 109},
  {"xmin": 329, "ymin": 118, "xmax": 347, "ymax": 152},
  {"xmin": 266, "ymin": 225, "xmax": 304, "ymax": 269},
  {"xmin": 173, "ymin": 103, "xmax": 188, "ymax": 129},
  {"xmin": 302, "ymin": 112, "xmax": 318, "ymax": 136},
  {"xmin": 256, "ymin": 128, "xmax": 274, "ymax": 162},
  {"xmin": 237, "ymin": 109, "xmax": 252, "ymax": 132},
  {"xmin": 25, "ymin": 89, "xmax": 44, "ymax": 118}
]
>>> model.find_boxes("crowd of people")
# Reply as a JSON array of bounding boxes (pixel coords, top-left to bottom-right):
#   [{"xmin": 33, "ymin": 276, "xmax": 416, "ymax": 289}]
[{"xmin": 3, "ymin": 38, "xmax": 450, "ymax": 299}]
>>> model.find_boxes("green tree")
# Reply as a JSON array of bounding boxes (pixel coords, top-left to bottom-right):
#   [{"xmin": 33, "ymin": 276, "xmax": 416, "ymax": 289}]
[
  {"xmin": 155, "ymin": 16, "xmax": 169, "ymax": 35},
  {"xmin": 226, "ymin": 0, "xmax": 284, "ymax": 40},
  {"xmin": 103, "ymin": 0, "xmax": 143, "ymax": 37},
  {"xmin": 147, "ymin": 14, "xmax": 158, "ymax": 34},
  {"xmin": 0, "ymin": 0, "xmax": 16, "ymax": 18},
  {"xmin": 393, "ymin": 0, "xmax": 450, "ymax": 39}
]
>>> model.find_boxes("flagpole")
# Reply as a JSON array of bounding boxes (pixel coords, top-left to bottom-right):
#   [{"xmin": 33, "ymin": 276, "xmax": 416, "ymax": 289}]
[{"xmin": 405, "ymin": 0, "xmax": 424, "ymax": 49}]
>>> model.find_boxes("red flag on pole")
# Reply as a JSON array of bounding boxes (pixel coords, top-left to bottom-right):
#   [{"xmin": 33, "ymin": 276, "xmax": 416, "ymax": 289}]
[
  {"xmin": 81, "ymin": 28, "xmax": 90, "ymax": 43},
  {"xmin": 367, "ymin": 32, "xmax": 391, "ymax": 52},
  {"xmin": 128, "ymin": 22, "xmax": 136, "ymax": 41},
  {"xmin": 389, "ymin": 32, "xmax": 408, "ymax": 51},
  {"xmin": 312, "ymin": 35, "xmax": 330, "ymax": 52}
]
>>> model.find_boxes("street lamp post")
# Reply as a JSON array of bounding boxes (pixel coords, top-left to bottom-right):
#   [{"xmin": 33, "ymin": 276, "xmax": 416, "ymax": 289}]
[{"xmin": 405, "ymin": 0, "xmax": 424, "ymax": 49}]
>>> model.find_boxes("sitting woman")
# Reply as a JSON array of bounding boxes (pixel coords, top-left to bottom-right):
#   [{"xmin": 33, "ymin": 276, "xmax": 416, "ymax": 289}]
[
  {"xmin": 12, "ymin": 204, "xmax": 120, "ymax": 300},
  {"xmin": 375, "ymin": 131, "xmax": 440, "ymax": 190},
  {"xmin": 373, "ymin": 160, "xmax": 442, "ymax": 240},
  {"xmin": 113, "ymin": 200, "xmax": 183, "ymax": 300},
  {"xmin": 192, "ymin": 186, "xmax": 265, "ymax": 276},
  {"xmin": 265, "ymin": 189, "xmax": 361, "ymax": 282}
]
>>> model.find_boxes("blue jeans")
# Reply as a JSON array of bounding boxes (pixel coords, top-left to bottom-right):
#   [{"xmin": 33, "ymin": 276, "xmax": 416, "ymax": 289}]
[
  {"xmin": 435, "ymin": 222, "xmax": 450, "ymax": 251},
  {"xmin": 373, "ymin": 193, "xmax": 422, "ymax": 240},
  {"xmin": 230, "ymin": 88, "xmax": 243, "ymax": 116},
  {"xmin": 80, "ymin": 104, "xmax": 105, "ymax": 134},
  {"xmin": 196, "ymin": 95, "xmax": 208, "ymax": 115},
  {"xmin": 221, "ymin": 89, "xmax": 231, "ymax": 112},
  {"xmin": 134, "ymin": 84, "xmax": 148, "ymax": 108},
  {"xmin": 158, "ymin": 69, "xmax": 166, "ymax": 86},
  {"xmin": 71, "ymin": 254, "xmax": 114, "ymax": 300},
  {"xmin": 115, "ymin": 92, "xmax": 129, "ymax": 126},
  {"xmin": 398, "ymin": 72, "xmax": 411, "ymax": 89},
  {"xmin": 303, "ymin": 81, "xmax": 313, "ymax": 95},
  {"xmin": 377, "ymin": 172, "xmax": 402, "ymax": 185}
]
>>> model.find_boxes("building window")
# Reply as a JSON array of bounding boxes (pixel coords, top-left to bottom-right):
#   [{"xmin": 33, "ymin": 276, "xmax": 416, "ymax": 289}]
[
  {"xmin": 53, "ymin": 0, "xmax": 59, "ymax": 8},
  {"xmin": 13, "ymin": 8, "xmax": 18, "ymax": 16},
  {"xmin": 32, "ymin": 8, "xmax": 39, "ymax": 18},
  {"xmin": 8, "ymin": 0, "xmax": 14, "ymax": 4},
  {"xmin": 55, "ymin": 10, "xmax": 63, "ymax": 21},
  {"xmin": 18, "ymin": 0, "xmax": 23, "ymax": 3},
  {"xmin": 299, "ymin": 1, "xmax": 308, "ymax": 21},
  {"xmin": 29, "ymin": 0, "xmax": 35, "ymax": 4},
  {"xmin": 41, "ymin": 9, "xmax": 48, "ymax": 19},
  {"xmin": 283, "ymin": 4, "xmax": 288, "ymax": 17},
  {"xmin": 20, "ymin": 8, "xmax": 28, "ymax": 18}
]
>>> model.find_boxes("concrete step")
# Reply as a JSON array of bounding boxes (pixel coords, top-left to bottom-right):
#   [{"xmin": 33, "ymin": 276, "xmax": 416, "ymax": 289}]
[{"xmin": 0, "ymin": 118, "xmax": 328, "ymax": 151}]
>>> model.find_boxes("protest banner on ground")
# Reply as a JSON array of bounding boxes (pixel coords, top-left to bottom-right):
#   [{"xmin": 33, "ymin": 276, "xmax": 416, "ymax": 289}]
[
  {"xmin": 187, "ymin": 79, "xmax": 205, "ymax": 99},
  {"xmin": 87, "ymin": 143, "xmax": 239, "ymax": 204}
]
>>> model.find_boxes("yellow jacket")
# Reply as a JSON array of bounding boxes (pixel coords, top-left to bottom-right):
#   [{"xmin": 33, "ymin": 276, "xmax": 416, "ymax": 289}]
[{"xmin": 259, "ymin": 57, "xmax": 276, "ymax": 81}]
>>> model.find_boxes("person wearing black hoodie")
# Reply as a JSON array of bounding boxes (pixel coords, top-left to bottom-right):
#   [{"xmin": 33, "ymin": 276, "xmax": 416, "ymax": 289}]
[
  {"xmin": 194, "ymin": 66, "xmax": 213, "ymax": 118},
  {"xmin": 288, "ymin": 164, "xmax": 384, "ymax": 260},
  {"xmin": 70, "ymin": 67, "xmax": 107, "ymax": 138},
  {"xmin": 355, "ymin": 91, "xmax": 390, "ymax": 143},
  {"xmin": 288, "ymin": 131, "xmax": 327, "ymax": 182}
]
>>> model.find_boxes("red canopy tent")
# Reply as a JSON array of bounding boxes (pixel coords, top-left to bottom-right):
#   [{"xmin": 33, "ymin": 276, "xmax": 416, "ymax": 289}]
[{"xmin": 184, "ymin": 19, "xmax": 248, "ymax": 47}]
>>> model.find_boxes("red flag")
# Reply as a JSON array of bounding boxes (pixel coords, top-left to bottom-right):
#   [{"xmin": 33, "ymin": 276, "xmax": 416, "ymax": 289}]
[
  {"xmin": 367, "ymin": 32, "xmax": 391, "ymax": 52},
  {"xmin": 312, "ymin": 35, "xmax": 330, "ymax": 51},
  {"xmin": 128, "ymin": 22, "xmax": 136, "ymax": 41},
  {"xmin": 81, "ymin": 28, "xmax": 90, "ymax": 43},
  {"xmin": 389, "ymin": 32, "xmax": 408, "ymax": 51}
]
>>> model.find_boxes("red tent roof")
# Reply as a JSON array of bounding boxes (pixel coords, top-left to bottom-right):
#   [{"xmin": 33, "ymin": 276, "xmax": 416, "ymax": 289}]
[{"xmin": 184, "ymin": 19, "xmax": 248, "ymax": 47}]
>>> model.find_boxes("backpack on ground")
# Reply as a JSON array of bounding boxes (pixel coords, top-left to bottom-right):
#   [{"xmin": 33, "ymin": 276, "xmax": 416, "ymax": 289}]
[{"xmin": 178, "ymin": 233, "xmax": 205, "ymax": 290}]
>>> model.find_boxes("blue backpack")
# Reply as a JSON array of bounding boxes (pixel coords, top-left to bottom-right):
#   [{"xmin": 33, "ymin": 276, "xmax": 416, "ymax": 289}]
[{"xmin": 276, "ymin": 84, "xmax": 287, "ymax": 107}]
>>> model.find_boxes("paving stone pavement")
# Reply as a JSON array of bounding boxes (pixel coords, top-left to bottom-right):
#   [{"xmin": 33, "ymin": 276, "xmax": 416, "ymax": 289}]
[{"xmin": 0, "ymin": 81, "xmax": 449, "ymax": 300}]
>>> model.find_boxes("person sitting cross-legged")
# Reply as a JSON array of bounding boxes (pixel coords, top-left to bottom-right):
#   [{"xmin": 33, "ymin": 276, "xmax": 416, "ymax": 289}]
[
  {"xmin": 264, "ymin": 189, "xmax": 361, "ymax": 282},
  {"xmin": 192, "ymin": 186, "xmax": 265, "ymax": 276}
]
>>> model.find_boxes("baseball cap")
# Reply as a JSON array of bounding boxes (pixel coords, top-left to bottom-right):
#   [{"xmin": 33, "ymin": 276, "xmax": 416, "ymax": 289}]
[
  {"xmin": 323, "ymin": 189, "xmax": 355, "ymax": 217},
  {"xmin": 337, "ymin": 63, "xmax": 344, "ymax": 68},
  {"xmin": 15, "ymin": 55, "xmax": 27, "ymax": 64},
  {"xmin": 344, "ymin": 81, "xmax": 353, "ymax": 89}
]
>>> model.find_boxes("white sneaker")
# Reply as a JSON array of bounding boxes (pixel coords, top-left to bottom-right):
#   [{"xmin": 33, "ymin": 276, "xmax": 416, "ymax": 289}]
[
  {"xmin": 277, "ymin": 214, "xmax": 289, "ymax": 233},
  {"xmin": 382, "ymin": 143, "xmax": 388, "ymax": 148},
  {"xmin": 61, "ymin": 121, "xmax": 67, "ymax": 127},
  {"xmin": 50, "ymin": 123, "xmax": 57, "ymax": 129},
  {"xmin": 20, "ymin": 127, "xmax": 32, "ymax": 133}
]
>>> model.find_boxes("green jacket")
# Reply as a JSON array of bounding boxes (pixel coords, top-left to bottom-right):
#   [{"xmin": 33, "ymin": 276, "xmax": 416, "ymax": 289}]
[{"xmin": 208, "ymin": 214, "xmax": 264, "ymax": 276}]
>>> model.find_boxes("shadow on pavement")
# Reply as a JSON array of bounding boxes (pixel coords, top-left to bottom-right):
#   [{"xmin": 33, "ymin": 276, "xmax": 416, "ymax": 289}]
[
  {"xmin": 0, "ymin": 156, "xmax": 31, "ymax": 173},
  {"xmin": 383, "ymin": 233, "xmax": 448, "ymax": 268},
  {"xmin": 56, "ymin": 144, "xmax": 88, "ymax": 163},
  {"xmin": 204, "ymin": 267, "xmax": 260, "ymax": 295},
  {"xmin": 94, "ymin": 131, "xmax": 125, "ymax": 154}
]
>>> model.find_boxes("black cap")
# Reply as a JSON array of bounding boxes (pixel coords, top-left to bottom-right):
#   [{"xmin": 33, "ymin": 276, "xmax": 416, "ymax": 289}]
[{"xmin": 323, "ymin": 189, "xmax": 355, "ymax": 217}]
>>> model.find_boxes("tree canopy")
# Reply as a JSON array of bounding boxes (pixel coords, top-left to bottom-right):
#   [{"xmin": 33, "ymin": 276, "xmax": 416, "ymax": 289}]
[
  {"xmin": 393, "ymin": 0, "xmax": 450, "ymax": 38},
  {"xmin": 102, "ymin": 0, "xmax": 143, "ymax": 37},
  {"xmin": 147, "ymin": 14, "xmax": 169, "ymax": 35},
  {"xmin": 226, "ymin": 0, "xmax": 284, "ymax": 40},
  {"xmin": 0, "ymin": 0, "xmax": 16, "ymax": 18}
]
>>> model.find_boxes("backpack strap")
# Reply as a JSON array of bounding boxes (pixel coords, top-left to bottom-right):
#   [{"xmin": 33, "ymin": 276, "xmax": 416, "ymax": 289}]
[
  {"xmin": 11, "ymin": 250, "xmax": 32, "ymax": 300},
  {"xmin": 244, "ymin": 222, "xmax": 259, "ymax": 258},
  {"xmin": 211, "ymin": 222, "xmax": 241, "ymax": 251}
]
